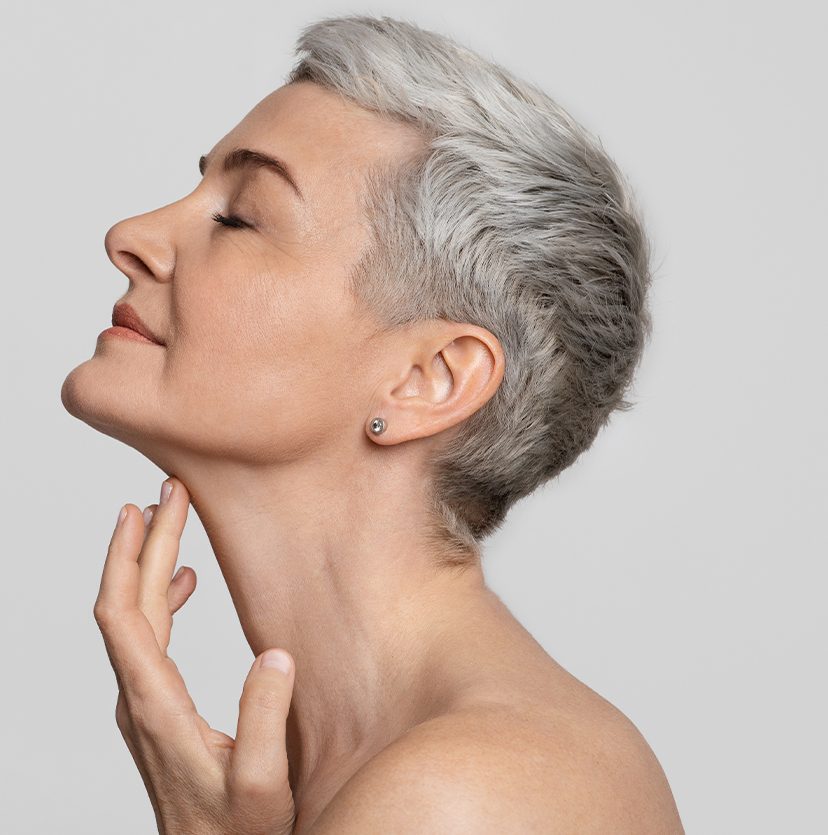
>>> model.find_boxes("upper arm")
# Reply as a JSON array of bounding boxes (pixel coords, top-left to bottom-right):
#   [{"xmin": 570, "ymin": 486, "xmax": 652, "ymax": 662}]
[{"xmin": 305, "ymin": 710, "xmax": 684, "ymax": 834}]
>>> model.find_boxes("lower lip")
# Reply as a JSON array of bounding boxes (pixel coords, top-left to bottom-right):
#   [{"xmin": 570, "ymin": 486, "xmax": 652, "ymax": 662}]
[{"xmin": 99, "ymin": 326, "xmax": 160, "ymax": 345}]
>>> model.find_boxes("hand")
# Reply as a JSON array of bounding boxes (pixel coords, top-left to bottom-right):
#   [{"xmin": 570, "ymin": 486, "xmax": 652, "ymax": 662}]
[{"xmin": 93, "ymin": 476, "xmax": 297, "ymax": 835}]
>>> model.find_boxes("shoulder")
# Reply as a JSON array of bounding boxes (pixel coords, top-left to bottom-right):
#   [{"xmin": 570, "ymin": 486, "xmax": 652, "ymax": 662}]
[{"xmin": 306, "ymin": 704, "xmax": 685, "ymax": 834}]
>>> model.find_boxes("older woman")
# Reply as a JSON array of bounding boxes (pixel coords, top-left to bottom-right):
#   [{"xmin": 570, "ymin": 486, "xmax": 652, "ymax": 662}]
[{"xmin": 61, "ymin": 13, "xmax": 683, "ymax": 835}]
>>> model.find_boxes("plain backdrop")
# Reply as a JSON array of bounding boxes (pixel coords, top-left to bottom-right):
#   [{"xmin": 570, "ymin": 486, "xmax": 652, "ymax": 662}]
[{"xmin": 1, "ymin": 1, "xmax": 825, "ymax": 832}]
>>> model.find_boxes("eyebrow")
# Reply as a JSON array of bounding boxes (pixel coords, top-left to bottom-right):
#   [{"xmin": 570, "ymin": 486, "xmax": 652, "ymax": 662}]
[{"xmin": 199, "ymin": 147, "xmax": 305, "ymax": 202}]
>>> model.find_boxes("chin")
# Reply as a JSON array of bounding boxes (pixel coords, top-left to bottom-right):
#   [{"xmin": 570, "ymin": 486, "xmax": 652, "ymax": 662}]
[
  {"xmin": 61, "ymin": 360, "xmax": 93, "ymax": 420},
  {"xmin": 60, "ymin": 357, "xmax": 153, "ymax": 444},
  {"xmin": 60, "ymin": 357, "xmax": 187, "ymax": 476}
]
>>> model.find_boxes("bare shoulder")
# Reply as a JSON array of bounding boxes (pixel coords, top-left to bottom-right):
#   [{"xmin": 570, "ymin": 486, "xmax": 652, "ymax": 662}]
[{"xmin": 306, "ymin": 700, "xmax": 685, "ymax": 834}]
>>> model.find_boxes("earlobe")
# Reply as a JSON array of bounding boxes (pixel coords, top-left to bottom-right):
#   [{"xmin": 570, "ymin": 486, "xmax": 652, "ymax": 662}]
[{"xmin": 368, "ymin": 417, "xmax": 387, "ymax": 436}]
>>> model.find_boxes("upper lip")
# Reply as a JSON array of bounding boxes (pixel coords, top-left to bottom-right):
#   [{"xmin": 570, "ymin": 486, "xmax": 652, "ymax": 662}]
[{"xmin": 112, "ymin": 302, "xmax": 164, "ymax": 345}]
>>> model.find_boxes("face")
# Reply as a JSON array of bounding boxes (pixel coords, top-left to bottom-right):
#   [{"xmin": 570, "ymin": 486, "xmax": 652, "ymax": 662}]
[{"xmin": 61, "ymin": 81, "xmax": 426, "ymax": 469}]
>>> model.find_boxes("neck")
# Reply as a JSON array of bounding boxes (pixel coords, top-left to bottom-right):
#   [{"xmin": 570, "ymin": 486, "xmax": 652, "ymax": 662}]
[{"xmin": 171, "ymin": 447, "xmax": 490, "ymax": 805}]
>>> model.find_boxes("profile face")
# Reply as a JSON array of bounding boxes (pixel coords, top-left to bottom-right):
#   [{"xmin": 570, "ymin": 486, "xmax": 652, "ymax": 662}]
[{"xmin": 61, "ymin": 81, "xmax": 425, "ymax": 468}]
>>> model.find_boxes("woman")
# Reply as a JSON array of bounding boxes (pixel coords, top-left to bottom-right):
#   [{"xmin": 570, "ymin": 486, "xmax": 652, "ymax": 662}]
[{"xmin": 62, "ymin": 13, "xmax": 684, "ymax": 834}]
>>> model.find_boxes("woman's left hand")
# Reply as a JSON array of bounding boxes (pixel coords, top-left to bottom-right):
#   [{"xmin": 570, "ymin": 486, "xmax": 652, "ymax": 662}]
[{"xmin": 92, "ymin": 476, "xmax": 297, "ymax": 835}]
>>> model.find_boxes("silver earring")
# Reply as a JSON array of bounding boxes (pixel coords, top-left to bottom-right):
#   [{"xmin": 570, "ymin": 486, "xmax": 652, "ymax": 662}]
[{"xmin": 369, "ymin": 417, "xmax": 387, "ymax": 435}]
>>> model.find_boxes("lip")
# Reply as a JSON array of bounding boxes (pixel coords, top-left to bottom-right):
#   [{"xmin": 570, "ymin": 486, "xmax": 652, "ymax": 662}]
[{"xmin": 109, "ymin": 302, "xmax": 165, "ymax": 345}]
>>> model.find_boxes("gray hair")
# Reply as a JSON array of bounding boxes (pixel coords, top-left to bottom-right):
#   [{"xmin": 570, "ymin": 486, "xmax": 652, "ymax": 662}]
[{"xmin": 285, "ymin": 14, "xmax": 654, "ymax": 567}]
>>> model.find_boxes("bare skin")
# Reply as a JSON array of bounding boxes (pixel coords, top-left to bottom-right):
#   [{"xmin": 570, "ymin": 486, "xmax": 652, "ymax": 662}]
[{"xmin": 64, "ymin": 80, "xmax": 684, "ymax": 832}]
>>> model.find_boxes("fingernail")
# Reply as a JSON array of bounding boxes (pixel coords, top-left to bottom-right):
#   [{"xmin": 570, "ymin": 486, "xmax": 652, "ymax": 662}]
[
  {"xmin": 261, "ymin": 649, "xmax": 291, "ymax": 674},
  {"xmin": 160, "ymin": 479, "xmax": 173, "ymax": 505},
  {"xmin": 143, "ymin": 506, "xmax": 155, "ymax": 526},
  {"xmin": 116, "ymin": 505, "xmax": 128, "ymax": 528}
]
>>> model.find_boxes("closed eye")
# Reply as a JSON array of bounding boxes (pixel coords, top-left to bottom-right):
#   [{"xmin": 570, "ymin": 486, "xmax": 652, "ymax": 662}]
[{"xmin": 211, "ymin": 211, "xmax": 250, "ymax": 229}]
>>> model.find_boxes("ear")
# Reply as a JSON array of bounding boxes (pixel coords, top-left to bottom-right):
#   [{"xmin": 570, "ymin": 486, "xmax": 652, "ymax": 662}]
[{"xmin": 365, "ymin": 321, "xmax": 505, "ymax": 445}]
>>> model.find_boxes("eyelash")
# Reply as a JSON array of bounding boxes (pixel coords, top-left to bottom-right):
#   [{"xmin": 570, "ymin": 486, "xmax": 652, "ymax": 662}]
[{"xmin": 211, "ymin": 211, "xmax": 250, "ymax": 229}]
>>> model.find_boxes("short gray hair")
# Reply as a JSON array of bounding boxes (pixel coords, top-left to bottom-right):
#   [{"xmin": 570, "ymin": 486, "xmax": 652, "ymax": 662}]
[{"xmin": 286, "ymin": 14, "xmax": 654, "ymax": 567}]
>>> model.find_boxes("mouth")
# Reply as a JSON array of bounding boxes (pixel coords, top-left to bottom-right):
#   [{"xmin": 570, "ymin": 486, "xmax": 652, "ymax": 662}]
[{"xmin": 109, "ymin": 302, "xmax": 165, "ymax": 345}]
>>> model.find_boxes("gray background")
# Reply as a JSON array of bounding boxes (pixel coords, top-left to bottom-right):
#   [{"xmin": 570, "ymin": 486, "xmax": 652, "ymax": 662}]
[{"xmin": 1, "ymin": 1, "xmax": 825, "ymax": 832}]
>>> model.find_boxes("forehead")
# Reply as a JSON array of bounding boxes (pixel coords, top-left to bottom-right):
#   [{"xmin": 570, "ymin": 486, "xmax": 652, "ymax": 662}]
[{"xmin": 215, "ymin": 80, "xmax": 426, "ymax": 211}]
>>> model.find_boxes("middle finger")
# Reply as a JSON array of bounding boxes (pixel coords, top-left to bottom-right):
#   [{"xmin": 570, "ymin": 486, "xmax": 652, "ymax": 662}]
[{"xmin": 137, "ymin": 478, "xmax": 189, "ymax": 635}]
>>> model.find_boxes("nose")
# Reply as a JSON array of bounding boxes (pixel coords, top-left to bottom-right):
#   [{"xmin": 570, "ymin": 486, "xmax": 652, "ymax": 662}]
[{"xmin": 104, "ymin": 208, "xmax": 176, "ymax": 285}]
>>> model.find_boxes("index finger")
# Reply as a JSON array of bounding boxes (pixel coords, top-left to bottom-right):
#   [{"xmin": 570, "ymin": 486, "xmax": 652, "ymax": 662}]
[{"xmin": 94, "ymin": 504, "xmax": 194, "ymax": 715}]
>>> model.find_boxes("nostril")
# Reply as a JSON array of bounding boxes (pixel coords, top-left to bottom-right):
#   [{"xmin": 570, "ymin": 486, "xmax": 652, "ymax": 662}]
[
  {"xmin": 104, "ymin": 215, "xmax": 175, "ymax": 284},
  {"xmin": 110, "ymin": 248, "xmax": 155, "ymax": 282},
  {"xmin": 119, "ymin": 251, "xmax": 148, "ymax": 272}
]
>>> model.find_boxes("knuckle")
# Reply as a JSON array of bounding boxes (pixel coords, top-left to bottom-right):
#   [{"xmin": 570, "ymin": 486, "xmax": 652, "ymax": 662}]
[
  {"xmin": 137, "ymin": 590, "xmax": 171, "ymax": 616},
  {"xmin": 92, "ymin": 603, "xmax": 117, "ymax": 627},
  {"xmin": 152, "ymin": 523, "xmax": 182, "ymax": 546},
  {"xmin": 228, "ymin": 770, "xmax": 273, "ymax": 804},
  {"xmin": 114, "ymin": 690, "xmax": 168, "ymax": 736},
  {"xmin": 240, "ymin": 684, "xmax": 286, "ymax": 715},
  {"xmin": 126, "ymin": 700, "xmax": 163, "ymax": 735},
  {"xmin": 114, "ymin": 695, "xmax": 131, "ymax": 731}
]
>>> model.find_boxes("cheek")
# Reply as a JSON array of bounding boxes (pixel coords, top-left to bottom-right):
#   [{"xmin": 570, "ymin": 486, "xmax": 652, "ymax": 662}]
[
  {"xmin": 163, "ymin": 264, "xmax": 345, "ymax": 430},
  {"xmin": 158, "ymin": 243, "xmax": 370, "ymax": 461},
  {"xmin": 173, "ymin": 253, "xmax": 285, "ymax": 360}
]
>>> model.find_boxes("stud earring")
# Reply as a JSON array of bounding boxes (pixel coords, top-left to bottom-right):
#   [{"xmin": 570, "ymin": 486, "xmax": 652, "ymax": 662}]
[{"xmin": 369, "ymin": 417, "xmax": 387, "ymax": 435}]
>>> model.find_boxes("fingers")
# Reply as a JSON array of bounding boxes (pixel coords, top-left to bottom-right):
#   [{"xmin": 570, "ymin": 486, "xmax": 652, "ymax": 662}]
[
  {"xmin": 141, "ymin": 499, "xmax": 196, "ymax": 617},
  {"xmin": 93, "ymin": 504, "xmax": 182, "ymax": 704},
  {"xmin": 94, "ymin": 505, "xmax": 189, "ymax": 707},
  {"xmin": 230, "ymin": 650, "xmax": 295, "ymax": 803},
  {"xmin": 168, "ymin": 566, "xmax": 197, "ymax": 615},
  {"xmin": 97, "ymin": 503, "xmax": 149, "ymax": 612},
  {"xmin": 138, "ymin": 479, "xmax": 190, "ymax": 628}
]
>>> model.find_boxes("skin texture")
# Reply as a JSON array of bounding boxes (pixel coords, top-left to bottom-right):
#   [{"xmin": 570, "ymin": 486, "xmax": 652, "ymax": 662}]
[{"xmin": 63, "ymin": 80, "xmax": 684, "ymax": 833}]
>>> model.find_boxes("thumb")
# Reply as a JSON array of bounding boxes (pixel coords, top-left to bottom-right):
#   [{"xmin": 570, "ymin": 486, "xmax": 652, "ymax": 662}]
[{"xmin": 230, "ymin": 649, "xmax": 296, "ymax": 807}]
